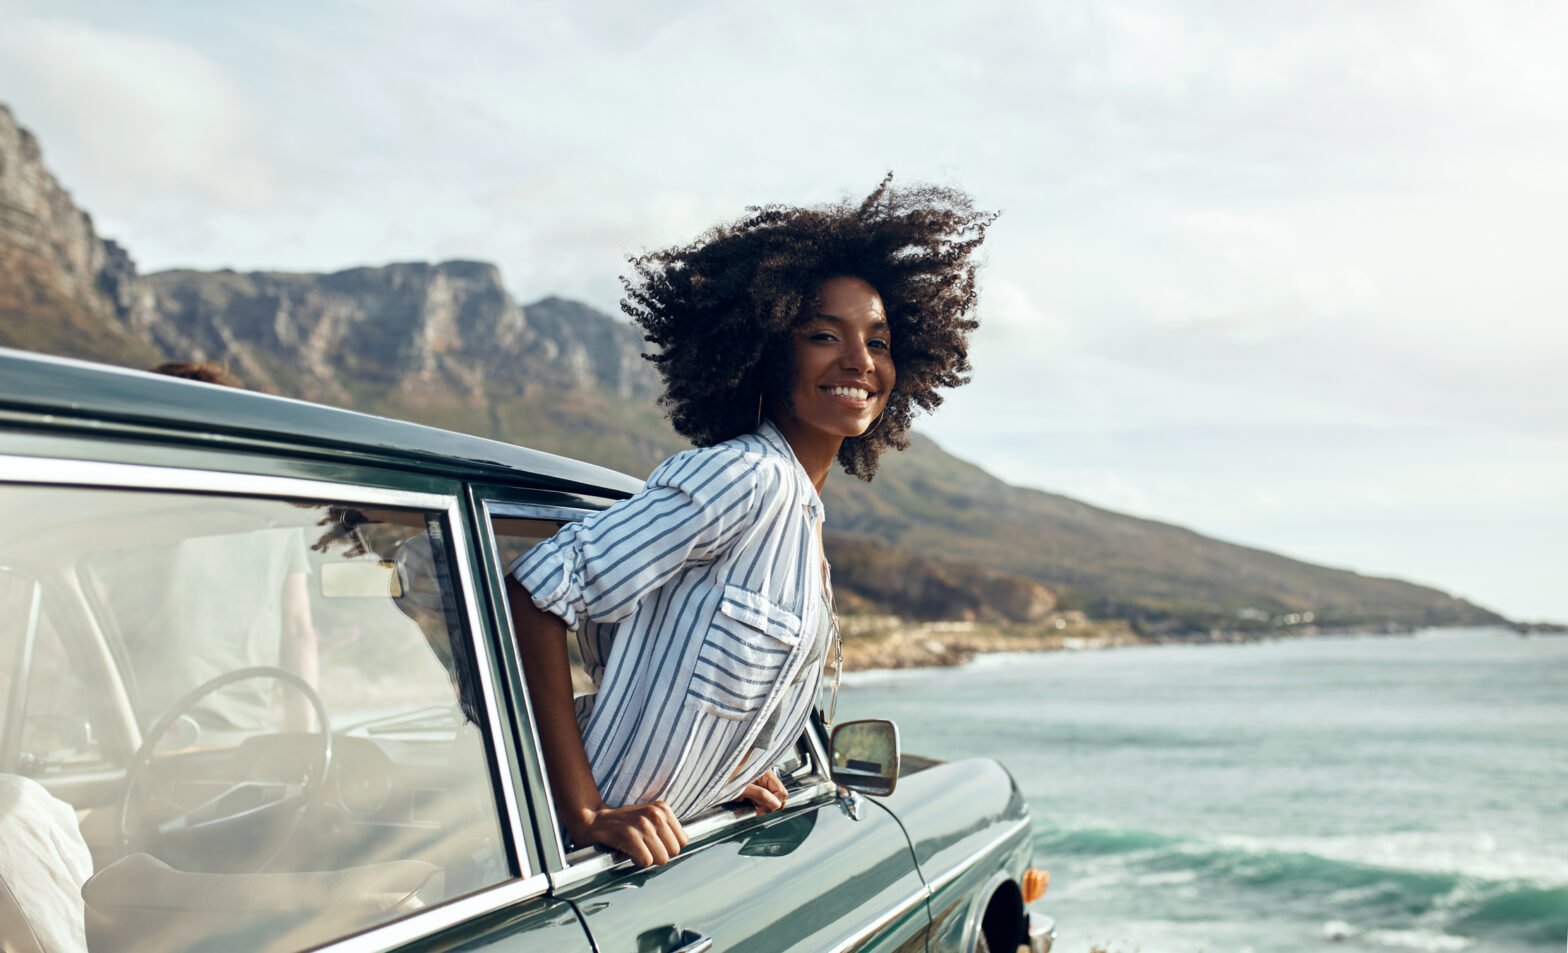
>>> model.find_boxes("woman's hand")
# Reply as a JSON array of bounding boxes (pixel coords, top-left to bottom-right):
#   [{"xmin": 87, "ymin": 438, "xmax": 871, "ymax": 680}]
[
  {"xmin": 740, "ymin": 770, "xmax": 788, "ymax": 816},
  {"xmin": 574, "ymin": 800, "xmax": 688, "ymax": 868}
]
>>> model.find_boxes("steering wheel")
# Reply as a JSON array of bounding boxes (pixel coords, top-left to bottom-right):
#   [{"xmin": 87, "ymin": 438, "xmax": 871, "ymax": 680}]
[{"xmin": 118, "ymin": 666, "xmax": 332, "ymax": 867}]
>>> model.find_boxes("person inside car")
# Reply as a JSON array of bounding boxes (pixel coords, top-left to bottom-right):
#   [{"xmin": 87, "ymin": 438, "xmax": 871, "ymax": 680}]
[
  {"xmin": 86, "ymin": 362, "xmax": 322, "ymax": 734},
  {"xmin": 505, "ymin": 177, "xmax": 994, "ymax": 867}
]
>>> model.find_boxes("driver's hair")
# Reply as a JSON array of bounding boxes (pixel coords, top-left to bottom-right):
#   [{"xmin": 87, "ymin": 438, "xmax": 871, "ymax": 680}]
[{"xmin": 150, "ymin": 362, "xmax": 241, "ymax": 387}]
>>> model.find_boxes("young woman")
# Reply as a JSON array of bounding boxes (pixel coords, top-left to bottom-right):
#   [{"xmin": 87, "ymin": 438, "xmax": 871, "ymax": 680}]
[{"xmin": 505, "ymin": 177, "xmax": 994, "ymax": 867}]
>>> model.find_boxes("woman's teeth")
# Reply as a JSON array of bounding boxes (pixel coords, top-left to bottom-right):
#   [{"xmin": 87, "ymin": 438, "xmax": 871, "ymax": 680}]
[{"xmin": 829, "ymin": 387, "xmax": 869, "ymax": 400}]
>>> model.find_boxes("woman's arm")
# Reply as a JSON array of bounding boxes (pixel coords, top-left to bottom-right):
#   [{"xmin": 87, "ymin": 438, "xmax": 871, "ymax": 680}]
[
  {"xmin": 506, "ymin": 574, "xmax": 688, "ymax": 867},
  {"xmin": 511, "ymin": 448, "xmax": 760, "ymax": 632}
]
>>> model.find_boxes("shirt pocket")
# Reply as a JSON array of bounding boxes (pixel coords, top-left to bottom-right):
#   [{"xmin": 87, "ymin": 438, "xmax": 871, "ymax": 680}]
[{"xmin": 685, "ymin": 585, "xmax": 802, "ymax": 720}]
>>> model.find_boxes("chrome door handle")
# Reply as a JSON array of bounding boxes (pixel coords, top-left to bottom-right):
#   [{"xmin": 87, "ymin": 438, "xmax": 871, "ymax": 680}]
[{"xmin": 670, "ymin": 928, "xmax": 713, "ymax": 953}]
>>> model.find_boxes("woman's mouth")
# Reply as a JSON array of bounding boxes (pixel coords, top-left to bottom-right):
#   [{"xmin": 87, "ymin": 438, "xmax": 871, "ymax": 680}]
[{"xmin": 822, "ymin": 385, "xmax": 874, "ymax": 407}]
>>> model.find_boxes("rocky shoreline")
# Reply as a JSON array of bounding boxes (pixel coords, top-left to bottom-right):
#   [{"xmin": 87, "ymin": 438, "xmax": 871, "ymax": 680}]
[
  {"xmin": 835, "ymin": 616, "xmax": 1531, "ymax": 673},
  {"xmin": 838, "ymin": 615, "xmax": 1142, "ymax": 671}
]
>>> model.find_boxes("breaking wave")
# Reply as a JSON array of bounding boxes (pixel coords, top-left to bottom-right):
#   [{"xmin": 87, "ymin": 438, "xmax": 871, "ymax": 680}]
[{"xmin": 1036, "ymin": 824, "xmax": 1568, "ymax": 949}]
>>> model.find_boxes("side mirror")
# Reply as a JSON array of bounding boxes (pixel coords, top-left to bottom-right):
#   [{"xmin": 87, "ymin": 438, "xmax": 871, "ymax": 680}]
[{"xmin": 829, "ymin": 719, "xmax": 900, "ymax": 796}]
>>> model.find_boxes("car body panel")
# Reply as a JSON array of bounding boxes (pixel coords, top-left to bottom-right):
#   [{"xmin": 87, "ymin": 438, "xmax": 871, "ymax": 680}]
[
  {"xmin": 381, "ymin": 894, "xmax": 591, "ymax": 953},
  {"xmin": 557, "ymin": 788, "xmax": 929, "ymax": 953},
  {"xmin": 0, "ymin": 349, "xmax": 643, "ymax": 498},
  {"xmin": 873, "ymin": 758, "xmax": 1034, "ymax": 953},
  {"xmin": 293, "ymin": 881, "xmax": 590, "ymax": 953}
]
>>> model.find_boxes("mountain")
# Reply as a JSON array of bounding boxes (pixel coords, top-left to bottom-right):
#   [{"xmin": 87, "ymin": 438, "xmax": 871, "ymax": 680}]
[
  {"xmin": 0, "ymin": 103, "xmax": 1507, "ymax": 633},
  {"xmin": 136, "ymin": 265, "xmax": 680, "ymax": 468},
  {"xmin": 819, "ymin": 441, "xmax": 1496, "ymax": 633},
  {"xmin": 0, "ymin": 105, "xmax": 160, "ymax": 368}
]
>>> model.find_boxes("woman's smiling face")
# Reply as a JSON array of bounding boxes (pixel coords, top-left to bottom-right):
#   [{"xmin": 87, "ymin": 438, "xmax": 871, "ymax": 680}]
[{"xmin": 777, "ymin": 275, "xmax": 895, "ymax": 444}]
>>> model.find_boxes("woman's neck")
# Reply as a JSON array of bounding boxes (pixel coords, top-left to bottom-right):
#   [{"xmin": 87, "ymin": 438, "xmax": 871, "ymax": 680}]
[{"xmin": 769, "ymin": 416, "xmax": 839, "ymax": 495}]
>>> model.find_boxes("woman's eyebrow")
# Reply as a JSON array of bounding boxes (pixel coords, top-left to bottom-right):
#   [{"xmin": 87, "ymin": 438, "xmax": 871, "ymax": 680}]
[{"xmin": 811, "ymin": 313, "xmax": 891, "ymax": 331}]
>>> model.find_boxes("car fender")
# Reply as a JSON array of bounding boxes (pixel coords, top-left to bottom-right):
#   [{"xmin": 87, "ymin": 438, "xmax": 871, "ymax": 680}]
[{"xmin": 871, "ymin": 757, "xmax": 1032, "ymax": 953}]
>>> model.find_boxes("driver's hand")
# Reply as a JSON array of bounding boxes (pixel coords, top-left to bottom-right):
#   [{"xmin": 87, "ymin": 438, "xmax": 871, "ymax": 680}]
[
  {"xmin": 576, "ymin": 800, "xmax": 688, "ymax": 867},
  {"xmin": 740, "ymin": 770, "xmax": 788, "ymax": 816}
]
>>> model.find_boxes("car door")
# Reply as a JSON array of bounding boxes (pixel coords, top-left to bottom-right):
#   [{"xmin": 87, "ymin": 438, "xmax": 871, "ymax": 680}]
[
  {"xmin": 475, "ymin": 490, "xmax": 931, "ymax": 953},
  {"xmin": 552, "ymin": 769, "xmax": 931, "ymax": 953}
]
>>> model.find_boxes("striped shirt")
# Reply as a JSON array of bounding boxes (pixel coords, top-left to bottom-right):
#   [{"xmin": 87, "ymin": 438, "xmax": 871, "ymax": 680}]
[{"xmin": 510, "ymin": 420, "xmax": 829, "ymax": 820}]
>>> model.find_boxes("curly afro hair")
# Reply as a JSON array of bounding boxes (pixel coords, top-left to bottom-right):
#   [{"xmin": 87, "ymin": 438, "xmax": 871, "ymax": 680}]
[{"xmin": 621, "ymin": 175, "xmax": 996, "ymax": 481}]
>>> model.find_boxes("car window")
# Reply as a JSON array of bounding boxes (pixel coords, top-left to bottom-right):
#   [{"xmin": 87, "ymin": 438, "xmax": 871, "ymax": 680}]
[
  {"xmin": 491, "ymin": 516, "xmax": 594, "ymax": 695},
  {"xmin": 0, "ymin": 483, "xmax": 513, "ymax": 953},
  {"xmin": 487, "ymin": 508, "xmax": 826, "ymax": 847},
  {"xmin": 0, "ymin": 569, "xmax": 117, "ymax": 776}
]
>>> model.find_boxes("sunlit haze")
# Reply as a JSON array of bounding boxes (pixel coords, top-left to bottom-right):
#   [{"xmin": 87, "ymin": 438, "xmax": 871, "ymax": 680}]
[{"xmin": 2, "ymin": 0, "xmax": 1563, "ymax": 619}]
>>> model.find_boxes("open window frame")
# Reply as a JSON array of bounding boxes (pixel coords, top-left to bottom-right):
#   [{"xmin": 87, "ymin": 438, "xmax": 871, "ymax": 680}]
[{"xmin": 474, "ymin": 492, "xmax": 842, "ymax": 886}]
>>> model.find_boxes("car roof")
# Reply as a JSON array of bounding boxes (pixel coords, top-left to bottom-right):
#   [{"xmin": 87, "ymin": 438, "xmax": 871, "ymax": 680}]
[{"xmin": 0, "ymin": 348, "xmax": 645, "ymax": 498}]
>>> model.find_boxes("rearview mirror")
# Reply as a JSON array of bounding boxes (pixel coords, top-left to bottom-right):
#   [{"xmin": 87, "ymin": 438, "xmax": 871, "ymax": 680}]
[
  {"xmin": 829, "ymin": 719, "xmax": 900, "ymax": 796},
  {"xmin": 320, "ymin": 561, "xmax": 402, "ymax": 598}
]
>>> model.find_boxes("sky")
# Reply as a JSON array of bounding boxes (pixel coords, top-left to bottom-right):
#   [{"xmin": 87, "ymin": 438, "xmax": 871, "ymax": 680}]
[{"xmin": 2, "ymin": 0, "xmax": 1564, "ymax": 620}]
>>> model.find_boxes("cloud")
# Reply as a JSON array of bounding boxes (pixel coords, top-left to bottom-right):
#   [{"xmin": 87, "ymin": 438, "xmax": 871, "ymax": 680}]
[
  {"xmin": 0, "ymin": 16, "xmax": 275, "ymax": 216},
  {"xmin": 4, "ymin": 0, "xmax": 1565, "ymax": 617}
]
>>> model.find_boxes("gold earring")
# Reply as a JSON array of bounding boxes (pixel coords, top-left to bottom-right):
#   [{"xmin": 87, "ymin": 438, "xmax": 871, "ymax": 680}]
[
  {"xmin": 859, "ymin": 412, "xmax": 884, "ymax": 438},
  {"xmin": 755, "ymin": 392, "xmax": 764, "ymax": 430}
]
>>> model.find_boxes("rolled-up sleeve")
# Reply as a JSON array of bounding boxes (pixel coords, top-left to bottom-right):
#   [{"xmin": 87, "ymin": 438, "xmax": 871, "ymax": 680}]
[{"xmin": 509, "ymin": 446, "xmax": 760, "ymax": 631}]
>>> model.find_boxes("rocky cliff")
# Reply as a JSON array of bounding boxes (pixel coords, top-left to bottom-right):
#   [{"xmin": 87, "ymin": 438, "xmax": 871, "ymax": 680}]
[
  {"xmin": 129, "ymin": 262, "xmax": 676, "ymax": 470},
  {"xmin": 1, "ymin": 104, "xmax": 660, "ymax": 416},
  {"xmin": 0, "ymin": 104, "xmax": 159, "ymax": 367},
  {"xmin": 140, "ymin": 264, "xmax": 660, "ymax": 407}
]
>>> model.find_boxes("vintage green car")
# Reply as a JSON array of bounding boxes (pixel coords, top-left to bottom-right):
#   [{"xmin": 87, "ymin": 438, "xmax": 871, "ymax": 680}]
[{"xmin": 0, "ymin": 348, "xmax": 1054, "ymax": 953}]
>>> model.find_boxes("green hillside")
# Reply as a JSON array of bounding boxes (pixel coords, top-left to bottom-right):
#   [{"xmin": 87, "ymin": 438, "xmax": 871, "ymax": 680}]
[{"xmin": 822, "ymin": 435, "xmax": 1500, "ymax": 632}]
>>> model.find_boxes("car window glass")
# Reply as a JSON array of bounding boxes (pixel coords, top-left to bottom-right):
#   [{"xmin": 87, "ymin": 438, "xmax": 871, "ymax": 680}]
[
  {"xmin": 0, "ymin": 570, "xmax": 114, "ymax": 775},
  {"xmin": 0, "ymin": 484, "xmax": 513, "ymax": 953},
  {"xmin": 491, "ymin": 517, "xmax": 592, "ymax": 695}
]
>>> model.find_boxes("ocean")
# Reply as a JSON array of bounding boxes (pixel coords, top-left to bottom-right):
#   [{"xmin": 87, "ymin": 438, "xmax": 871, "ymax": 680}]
[{"xmin": 836, "ymin": 628, "xmax": 1567, "ymax": 953}]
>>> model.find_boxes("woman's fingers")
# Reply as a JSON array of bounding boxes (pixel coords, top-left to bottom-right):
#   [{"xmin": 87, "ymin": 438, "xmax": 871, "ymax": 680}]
[
  {"xmin": 741, "ymin": 781, "xmax": 783, "ymax": 815},
  {"xmin": 621, "ymin": 834, "xmax": 656, "ymax": 868},
  {"xmin": 587, "ymin": 801, "xmax": 686, "ymax": 868},
  {"xmin": 651, "ymin": 800, "xmax": 686, "ymax": 857},
  {"xmin": 665, "ymin": 802, "xmax": 690, "ymax": 849},
  {"xmin": 595, "ymin": 817, "xmax": 656, "ymax": 867},
  {"xmin": 643, "ymin": 825, "xmax": 672, "ymax": 866},
  {"xmin": 761, "ymin": 770, "xmax": 788, "ymax": 807},
  {"xmin": 646, "ymin": 799, "xmax": 683, "ymax": 858},
  {"xmin": 742, "ymin": 769, "xmax": 788, "ymax": 815}
]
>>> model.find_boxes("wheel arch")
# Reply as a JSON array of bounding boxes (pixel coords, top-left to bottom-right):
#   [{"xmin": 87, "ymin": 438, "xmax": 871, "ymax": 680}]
[{"xmin": 962, "ymin": 870, "xmax": 1023, "ymax": 953}]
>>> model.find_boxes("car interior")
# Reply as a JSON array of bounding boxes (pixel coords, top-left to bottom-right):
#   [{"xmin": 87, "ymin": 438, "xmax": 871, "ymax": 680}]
[{"xmin": 0, "ymin": 485, "xmax": 510, "ymax": 953}]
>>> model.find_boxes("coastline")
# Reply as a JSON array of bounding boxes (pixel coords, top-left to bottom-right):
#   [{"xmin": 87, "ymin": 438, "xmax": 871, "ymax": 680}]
[
  {"xmin": 838, "ymin": 615, "xmax": 1140, "ymax": 672},
  {"xmin": 836, "ymin": 616, "xmax": 1545, "ymax": 673}
]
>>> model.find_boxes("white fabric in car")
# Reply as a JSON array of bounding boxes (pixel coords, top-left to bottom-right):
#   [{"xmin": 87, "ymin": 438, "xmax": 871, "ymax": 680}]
[{"xmin": 0, "ymin": 773, "xmax": 94, "ymax": 953}]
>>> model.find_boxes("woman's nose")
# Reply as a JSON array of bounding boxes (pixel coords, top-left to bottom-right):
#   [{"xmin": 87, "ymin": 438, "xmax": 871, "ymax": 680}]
[{"xmin": 840, "ymin": 336, "xmax": 873, "ymax": 371}]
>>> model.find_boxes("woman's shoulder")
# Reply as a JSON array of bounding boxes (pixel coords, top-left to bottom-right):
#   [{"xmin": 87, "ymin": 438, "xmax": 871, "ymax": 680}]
[{"xmin": 646, "ymin": 431, "xmax": 797, "ymax": 498}]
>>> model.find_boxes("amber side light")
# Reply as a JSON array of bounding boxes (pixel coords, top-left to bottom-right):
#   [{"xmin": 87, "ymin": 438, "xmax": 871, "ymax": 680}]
[{"xmin": 1022, "ymin": 867, "xmax": 1050, "ymax": 903}]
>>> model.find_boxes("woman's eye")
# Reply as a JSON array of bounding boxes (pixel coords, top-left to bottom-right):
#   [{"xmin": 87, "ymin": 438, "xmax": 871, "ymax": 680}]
[
  {"xmin": 810, "ymin": 332, "xmax": 838, "ymax": 343},
  {"xmin": 870, "ymin": 339, "xmax": 891, "ymax": 351}
]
